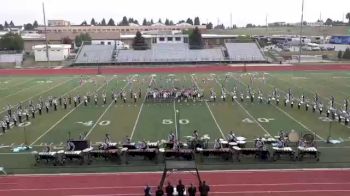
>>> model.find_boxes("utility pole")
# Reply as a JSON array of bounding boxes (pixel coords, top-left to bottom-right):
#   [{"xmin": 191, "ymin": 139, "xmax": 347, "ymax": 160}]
[
  {"xmin": 42, "ymin": 2, "xmax": 51, "ymax": 68},
  {"xmin": 298, "ymin": 0, "xmax": 305, "ymax": 64}
]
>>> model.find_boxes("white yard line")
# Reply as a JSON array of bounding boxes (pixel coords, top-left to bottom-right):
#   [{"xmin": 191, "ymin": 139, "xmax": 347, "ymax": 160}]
[
  {"xmin": 273, "ymin": 106, "xmax": 325, "ymax": 140},
  {"xmin": 173, "ymin": 101, "xmax": 178, "ymax": 140},
  {"xmin": 84, "ymin": 76, "xmax": 133, "ymax": 139},
  {"xmin": 262, "ymin": 83, "xmax": 325, "ymax": 140},
  {"xmin": 214, "ymin": 77, "xmax": 272, "ymax": 137},
  {"xmin": 191, "ymin": 75, "xmax": 225, "ymax": 138},
  {"xmin": 130, "ymin": 76, "xmax": 153, "ymax": 140},
  {"xmin": 0, "ymin": 79, "xmax": 41, "ymax": 101},
  {"xmin": 30, "ymin": 78, "xmax": 110, "ymax": 146},
  {"xmin": 235, "ymin": 76, "xmax": 325, "ymax": 139},
  {"xmin": 0, "ymin": 78, "xmax": 74, "ymax": 115}
]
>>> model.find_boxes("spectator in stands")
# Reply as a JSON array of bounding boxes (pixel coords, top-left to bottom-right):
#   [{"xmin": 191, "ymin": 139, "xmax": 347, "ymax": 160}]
[
  {"xmin": 156, "ymin": 186, "xmax": 164, "ymax": 196},
  {"xmin": 187, "ymin": 183, "xmax": 197, "ymax": 196},
  {"xmin": 176, "ymin": 180, "xmax": 185, "ymax": 196},
  {"xmin": 144, "ymin": 184, "xmax": 152, "ymax": 196},
  {"xmin": 165, "ymin": 182, "xmax": 174, "ymax": 196},
  {"xmin": 199, "ymin": 181, "xmax": 210, "ymax": 196}
]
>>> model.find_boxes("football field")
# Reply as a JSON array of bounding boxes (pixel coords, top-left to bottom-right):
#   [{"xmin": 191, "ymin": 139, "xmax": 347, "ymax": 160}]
[{"xmin": 0, "ymin": 70, "xmax": 350, "ymax": 173}]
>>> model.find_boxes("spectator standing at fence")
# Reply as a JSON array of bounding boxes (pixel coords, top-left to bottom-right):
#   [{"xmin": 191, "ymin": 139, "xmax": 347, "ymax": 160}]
[
  {"xmin": 165, "ymin": 182, "xmax": 174, "ymax": 196},
  {"xmin": 199, "ymin": 181, "xmax": 210, "ymax": 196},
  {"xmin": 176, "ymin": 180, "xmax": 185, "ymax": 196},
  {"xmin": 144, "ymin": 184, "xmax": 152, "ymax": 196},
  {"xmin": 187, "ymin": 183, "xmax": 197, "ymax": 196}
]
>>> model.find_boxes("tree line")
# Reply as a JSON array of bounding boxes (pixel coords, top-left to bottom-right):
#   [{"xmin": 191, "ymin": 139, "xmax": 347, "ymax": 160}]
[{"xmin": 80, "ymin": 16, "xmax": 203, "ymax": 26}]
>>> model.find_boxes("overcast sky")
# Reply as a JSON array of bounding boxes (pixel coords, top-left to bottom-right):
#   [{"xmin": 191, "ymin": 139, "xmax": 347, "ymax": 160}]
[{"xmin": 1, "ymin": 0, "xmax": 349, "ymax": 27}]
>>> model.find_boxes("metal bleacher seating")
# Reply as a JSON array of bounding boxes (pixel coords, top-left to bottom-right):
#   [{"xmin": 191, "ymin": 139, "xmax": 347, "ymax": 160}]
[
  {"xmin": 75, "ymin": 45, "xmax": 114, "ymax": 64},
  {"xmin": 225, "ymin": 43, "xmax": 266, "ymax": 62},
  {"xmin": 116, "ymin": 43, "xmax": 225, "ymax": 63}
]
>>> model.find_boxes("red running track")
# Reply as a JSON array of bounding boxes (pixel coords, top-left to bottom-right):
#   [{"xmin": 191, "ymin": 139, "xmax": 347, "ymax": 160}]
[
  {"xmin": 0, "ymin": 64, "xmax": 350, "ymax": 75},
  {"xmin": 1, "ymin": 169, "xmax": 350, "ymax": 196}
]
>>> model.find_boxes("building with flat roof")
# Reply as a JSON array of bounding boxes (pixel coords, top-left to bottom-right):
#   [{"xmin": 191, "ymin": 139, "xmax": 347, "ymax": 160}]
[
  {"xmin": 36, "ymin": 24, "xmax": 206, "ymax": 34},
  {"xmin": 32, "ymin": 44, "xmax": 71, "ymax": 61},
  {"xmin": 48, "ymin": 20, "xmax": 71, "ymax": 27}
]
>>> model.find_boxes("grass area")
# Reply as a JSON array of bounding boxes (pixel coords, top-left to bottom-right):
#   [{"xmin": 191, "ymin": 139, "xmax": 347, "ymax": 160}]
[{"xmin": 0, "ymin": 71, "xmax": 349, "ymax": 174}]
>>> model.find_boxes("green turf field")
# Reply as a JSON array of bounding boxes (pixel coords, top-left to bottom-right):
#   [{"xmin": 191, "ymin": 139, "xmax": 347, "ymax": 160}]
[{"xmin": 0, "ymin": 71, "xmax": 349, "ymax": 174}]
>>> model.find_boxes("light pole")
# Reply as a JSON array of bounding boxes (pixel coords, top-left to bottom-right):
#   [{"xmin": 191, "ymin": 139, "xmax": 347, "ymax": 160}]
[{"xmin": 298, "ymin": 0, "xmax": 305, "ymax": 64}]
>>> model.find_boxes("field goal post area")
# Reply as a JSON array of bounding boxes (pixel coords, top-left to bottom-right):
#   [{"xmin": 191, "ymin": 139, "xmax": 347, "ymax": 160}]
[{"xmin": 159, "ymin": 161, "xmax": 201, "ymax": 188}]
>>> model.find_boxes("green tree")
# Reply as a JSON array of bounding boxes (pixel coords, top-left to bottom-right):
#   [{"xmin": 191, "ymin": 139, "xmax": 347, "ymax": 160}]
[
  {"xmin": 101, "ymin": 18, "xmax": 106, "ymax": 26},
  {"xmin": 150, "ymin": 19, "xmax": 154, "ymax": 25},
  {"xmin": 169, "ymin": 20, "xmax": 174, "ymax": 25},
  {"xmin": 158, "ymin": 18, "xmax": 162, "ymax": 23},
  {"xmin": 74, "ymin": 33, "xmax": 91, "ymax": 47},
  {"xmin": 132, "ymin": 31, "xmax": 148, "ymax": 50},
  {"xmin": 206, "ymin": 22, "xmax": 213, "ymax": 29},
  {"xmin": 90, "ymin": 18, "xmax": 96, "ymax": 25},
  {"xmin": 24, "ymin": 23, "xmax": 34, "ymax": 30},
  {"xmin": 119, "ymin": 16, "xmax": 129, "ymax": 26},
  {"xmin": 142, "ymin": 18, "xmax": 147, "ymax": 26},
  {"xmin": 338, "ymin": 51, "xmax": 343, "ymax": 59},
  {"xmin": 194, "ymin": 17, "xmax": 200, "ymax": 25},
  {"xmin": 325, "ymin": 18, "xmax": 333, "ymax": 26},
  {"xmin": 246, "ymin": 23, "xmax": 255, "ymax": 28},
  {"xmin": 33, "ymin": 21, "xmax": 39, "ymax": 28},
  {"xmin": 4, "ymin": 21, "xmax": 9, "ymax": 28},
  {"xmin": 62, "ymin": 36, "xmax": 73, "ymax": 45},
  {"xmin": 186, "ymin": 18, "xmax": 193, "ymax": 25},
  {"xmin": 346, "ymin": 13, "xmax": 350, "ymax": 24},
  {"xmin": 0, "ymin": 32, "xmax": 24, "ymax": 51},
  {"xmin": 107, "ymin": 18, "xmax": 115, "ymax": 26},
  {"xmin": 0, "ymin": 24, "xmax": 4, "ymax": 31},
  {"xmin": 81, "ymin": 20, "xmax": 88, "ymax": 26},
  {"xmin": 343, "ymin": 48, "xmax": 350, "ymax": 59},
  {"xmin": 165, "ymin": 19, "xmax": 170, "ymax": 25},
  {"xmin": 189, "ymin": 27, "xmax": 203, "ymax": 49},
  {"xmin": 9, "ymin": 21, "xmax": 15, "ymax": 27}
]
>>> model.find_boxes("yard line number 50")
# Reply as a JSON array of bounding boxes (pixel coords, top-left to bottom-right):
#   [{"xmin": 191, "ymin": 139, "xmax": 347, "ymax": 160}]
[{"xmin": 162, "ymin": 119, "xmax": 190, "ymax": 125}]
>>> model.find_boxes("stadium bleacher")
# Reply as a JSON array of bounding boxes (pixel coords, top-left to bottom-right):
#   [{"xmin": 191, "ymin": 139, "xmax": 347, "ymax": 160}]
[
  {"xmin": 116, "ymin": 43, "xmax": 225, "ymax": 63},
  {"xmin": 74, "ymin": 42, "xmax": 267, "ymax": 64},
  {"xmin": 75, "ymin": 45, "xmax": 114, "ymax": 64},
  {"xmin": 225, "ymin": 43, "xmax": 266, "ymax": 62}
]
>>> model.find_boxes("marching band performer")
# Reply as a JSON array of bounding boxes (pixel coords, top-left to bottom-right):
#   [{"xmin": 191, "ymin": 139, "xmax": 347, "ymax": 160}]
[
  {"xmin": 227, "ymin": 131, "xmax": 237, "ymax": 142},
  {"xmin": 214, "ymin": 138, "xmax": 222, "ymax": 149},
  {"xmin": 63, "ymin": 98, "xmax": 67, "ymax": 109},
  {"xmin": 168, "ymin": 132, "xmax": 175, "ymax": 143},
  {"xmin": 74, "ymin": 96, "xmax": 78, "ymax": 107},
  {"xmin": 192, "ymin": 130, "xmax": 199, "ymax": 140},
  {"xmin": 103, "ymin": 93, "xmax": 107, "ymax": 105},
  {"xmin": 94, "ymin": 94, "xmax": 98, "ymax": 105},
  {"xmin": 124, "ymin": 136, "xmax": 131, "ymax": 145}
]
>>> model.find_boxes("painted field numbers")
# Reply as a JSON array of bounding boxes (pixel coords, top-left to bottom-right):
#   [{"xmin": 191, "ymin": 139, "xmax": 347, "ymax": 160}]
[
  {"xmin": 242, "ymin": 118, "xmax": 275, "ymax": 123},
  {"xmin": 18, "ymin": 122, "xmax": 31, "ymax": 127},
  {"xmin": 162, "ymin": 119, "xmax": 190, "ymax": 125},
  {"xmin": 76, "ymin": 120, "xmax": 111, "ymax": 127}
]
